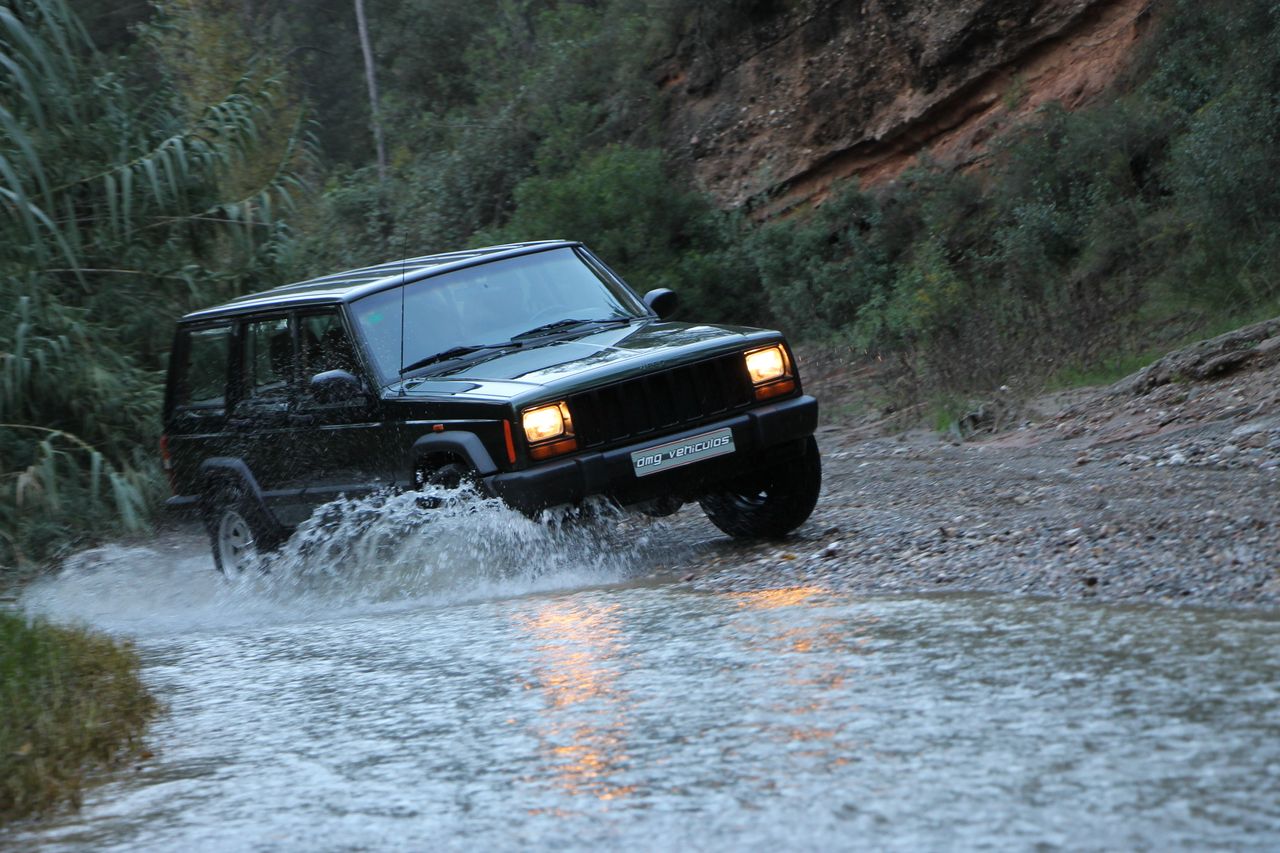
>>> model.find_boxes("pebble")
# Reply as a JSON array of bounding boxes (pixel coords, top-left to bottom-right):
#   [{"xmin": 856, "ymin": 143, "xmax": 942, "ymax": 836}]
[
  {"xmin": 1113, "ymin": 429, "xmax": 1280, "ymax": 472},
  {"xmin": 1231, "ymin": 422, "xmax": 1267, "ymax": 439}
]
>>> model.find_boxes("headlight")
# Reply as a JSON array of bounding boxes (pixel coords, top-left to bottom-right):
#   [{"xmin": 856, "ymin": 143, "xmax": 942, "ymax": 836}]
[
  {"xmin": 744, "ymin": 344, "xmax": 796, "ymax": 400},
  {"xmin": 521, "ymin": 401, "xmax": 578, "ymax": 461},
  {"xmin": 522, "ymin": 402, "xmax": 573, "ymax": 443},
  {"xmin": 745, "ymin": 345, "xmax": 788, "ymax": 384}
]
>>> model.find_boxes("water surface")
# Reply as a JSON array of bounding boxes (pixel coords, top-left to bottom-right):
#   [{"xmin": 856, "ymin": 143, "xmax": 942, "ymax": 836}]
[{"xmin": 11, "ymin": 494, "xmax": 1280, "ymax": 850}]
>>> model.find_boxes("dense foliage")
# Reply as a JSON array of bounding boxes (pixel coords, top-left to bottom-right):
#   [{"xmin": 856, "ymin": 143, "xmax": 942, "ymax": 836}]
[
  {"xmin": 5, "ymin": 0, "xmax": 1280, "ymax": 565},
  {"xmin": 1, "ymin": 0, "xmax": 308, "ymax": 568},
  {"xmin": 759, "ymin": 0, "xmax": 1280, "ymax": 394}
]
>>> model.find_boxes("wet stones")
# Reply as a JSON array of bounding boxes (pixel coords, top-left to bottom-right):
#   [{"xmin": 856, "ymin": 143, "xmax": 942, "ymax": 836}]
[{"xmin": 660, "ymin": 417, "xmax": 1280, "ymax": 610}]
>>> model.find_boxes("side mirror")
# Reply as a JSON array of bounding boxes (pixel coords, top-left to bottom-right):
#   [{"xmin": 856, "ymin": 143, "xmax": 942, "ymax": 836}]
[
  {"xmin": 643, "ymin": 288, "xmax": 679, "ymax": 320},
  {"xmin": 309, "ymin": 369, "xmax": 367, "ymax": 404}
]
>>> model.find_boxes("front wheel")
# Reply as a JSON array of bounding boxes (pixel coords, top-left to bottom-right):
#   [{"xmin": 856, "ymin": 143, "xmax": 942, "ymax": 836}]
[
  {"xmin": 203, "ymin": 485, "xmax": 284, "ymax": 574},
  {"xmin": 698, "ymin": 436, "xmax": 822, "ymax": 539}
]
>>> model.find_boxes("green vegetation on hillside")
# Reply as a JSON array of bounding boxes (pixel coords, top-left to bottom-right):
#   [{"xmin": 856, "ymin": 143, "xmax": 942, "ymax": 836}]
[
  {"xmin": 4, "ymin": 0, "xmax": 1280, "ymax": 566},
  {"xmin": 764, "ymin": 0, "xmax": 1280, "ymax": 395},
  {"xmin": 0, "ymin": 611, "xmax": 158, "ymax": 823},
  {"xmin": 299, "ymin": 0, "xmax": 1280, "ymax": 396}
]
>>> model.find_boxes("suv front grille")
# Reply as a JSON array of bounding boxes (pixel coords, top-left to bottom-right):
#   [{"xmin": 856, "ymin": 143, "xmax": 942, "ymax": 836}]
[{"xmin": 568, "ymin": 352, "xmax": 755, "ymax": 450}]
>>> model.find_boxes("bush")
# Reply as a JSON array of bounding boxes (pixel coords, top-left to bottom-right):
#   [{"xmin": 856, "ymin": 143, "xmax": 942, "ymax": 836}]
[
  {"xmin": 740, "ymin": 0, "xmax": 1280, "ymax": 399},
  {"xmin": 485, "ymin": 145, "xmax": 769, "ymax": 323},
  {"xmin": 0, "ymin": 612, "xmax": 158, "ymax": 823}
]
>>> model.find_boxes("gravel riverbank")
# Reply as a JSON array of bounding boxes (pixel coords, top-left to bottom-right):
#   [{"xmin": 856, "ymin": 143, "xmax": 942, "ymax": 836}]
[{"xmin": 658, "ymin": 334, "xmax": 1280, "ymax": 611}]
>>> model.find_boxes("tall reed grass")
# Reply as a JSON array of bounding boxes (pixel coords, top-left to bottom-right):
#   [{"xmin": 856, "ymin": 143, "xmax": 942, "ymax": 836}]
[{"xmin": 0, "ymin": 0, "xmax": 311, "ymax": 570}]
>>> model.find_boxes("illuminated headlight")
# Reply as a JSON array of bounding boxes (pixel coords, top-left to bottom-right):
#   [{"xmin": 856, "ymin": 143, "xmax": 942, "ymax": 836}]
[
  {"xmin": 745, "ymin": 345, "xmax": 788, "ymax": 384},
  {"xmin": 522, "ymin": 401, "xmax": 574, "ymax": 443},
  {"xmin": 521, "ymin": 401, "xmax": 578, "ymax": 461},
  {"xmin": 744, "ymin": 344, "xmax": 796, "ymax": 401}
]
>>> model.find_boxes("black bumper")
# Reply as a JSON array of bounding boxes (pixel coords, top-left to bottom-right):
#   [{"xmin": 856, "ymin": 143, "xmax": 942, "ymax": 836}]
[{"xmin": 486, "ymin": 394, "xmax": 819, "ymax": 513}]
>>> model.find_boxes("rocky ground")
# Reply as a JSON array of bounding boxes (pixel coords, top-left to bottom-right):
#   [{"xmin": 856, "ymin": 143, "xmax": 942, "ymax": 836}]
[{"xmin": 658, "ymin": 320, "xmax": 1280, "ymax": 610}]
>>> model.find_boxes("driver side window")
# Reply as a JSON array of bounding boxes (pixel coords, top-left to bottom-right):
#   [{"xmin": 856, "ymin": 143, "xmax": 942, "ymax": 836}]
[
  {"xmin": 300, "ymin": 312, "xmax": 359, "ymax": 377},
  {"xmin": 297, "ymin": 311, "xmax": 369, "ymax": 415}
]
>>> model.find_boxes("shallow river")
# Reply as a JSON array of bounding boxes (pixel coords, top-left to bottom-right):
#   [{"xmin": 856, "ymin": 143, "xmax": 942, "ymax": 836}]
[{"xmin": 11, "ymin": 492, "xmax": 1280, "ymax": 850}]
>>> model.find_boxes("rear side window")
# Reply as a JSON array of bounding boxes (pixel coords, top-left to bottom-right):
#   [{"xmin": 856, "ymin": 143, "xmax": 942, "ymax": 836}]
[
  {"xmin": 244, "ymin": 316, "xmax": 293, "ymax": 397},
  {"xmin": 174, "ymin": 325, "xmax": 232, "ymax": 408}
]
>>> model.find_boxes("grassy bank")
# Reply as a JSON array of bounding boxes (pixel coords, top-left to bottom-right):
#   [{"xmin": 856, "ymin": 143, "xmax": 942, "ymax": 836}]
[{"xmin": 0, "ymin": 611, "xmax": 158, "ymax": 825}]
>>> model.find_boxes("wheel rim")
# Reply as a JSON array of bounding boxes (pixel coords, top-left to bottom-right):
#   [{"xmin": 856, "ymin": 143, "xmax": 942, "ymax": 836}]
[{"xmin": 216, "ymin": 508, "xmax": 255, "ymax": 572}]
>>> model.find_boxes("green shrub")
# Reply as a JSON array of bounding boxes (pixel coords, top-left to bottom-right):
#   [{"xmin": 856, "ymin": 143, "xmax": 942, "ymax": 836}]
[
  {"xmin": 484, "ymin": 145, "xmax": 769, "ymax": 323},
  {"xmin": 744, "ymin": 0, "xmax": 1280, "ymax": 399},
  {"xmin": 0, "ymin": 612, "xmax": 158, "ymax": 823}
]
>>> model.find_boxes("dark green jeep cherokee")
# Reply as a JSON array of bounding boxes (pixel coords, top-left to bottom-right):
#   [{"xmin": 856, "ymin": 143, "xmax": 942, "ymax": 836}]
[{"xmin": 162, "ymin": 241, "xmax": 820, "ymax": 571}]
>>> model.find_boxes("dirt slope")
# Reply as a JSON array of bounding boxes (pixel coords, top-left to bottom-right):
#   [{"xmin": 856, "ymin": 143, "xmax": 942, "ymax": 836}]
[{"xmin": 662, "ymin": 0, "xmax": 1153, "ymax": 214}]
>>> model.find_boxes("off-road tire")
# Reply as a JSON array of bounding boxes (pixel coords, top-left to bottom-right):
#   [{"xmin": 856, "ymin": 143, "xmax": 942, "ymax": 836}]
[
  {"xmin": 421, "ymin": 462, "xmax": 476, "ymax": 490},
  {"xmin": 698, "ymin": 436, "xmax": 822, "ymax": 539},
  {"xmin": 202, "ymin": 483, "xmax": 286, "ymax": 574},
  {"xmin": 413, "ymin": 460, "xmax": 486, "ymax": 509}
]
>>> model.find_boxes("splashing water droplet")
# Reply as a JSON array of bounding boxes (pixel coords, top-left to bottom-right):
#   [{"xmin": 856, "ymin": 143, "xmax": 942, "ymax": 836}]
[{"xmin": 22, "ymin": 488, "xmax": 686, "ymax": 635}]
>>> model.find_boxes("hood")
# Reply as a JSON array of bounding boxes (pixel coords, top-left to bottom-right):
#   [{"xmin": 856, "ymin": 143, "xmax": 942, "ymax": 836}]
[{"xmin": 392, "ymin": 320, "xmax": 775, "ymax": 402}]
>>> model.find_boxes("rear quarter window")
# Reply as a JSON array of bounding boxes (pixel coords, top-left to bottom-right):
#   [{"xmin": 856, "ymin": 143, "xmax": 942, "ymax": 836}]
[{"xmin": 173, "ymin": 325, "xmax": 232, "ymax": 408}]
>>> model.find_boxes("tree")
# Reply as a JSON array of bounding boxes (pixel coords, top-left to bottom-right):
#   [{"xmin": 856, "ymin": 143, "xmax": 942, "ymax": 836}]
[{"xmin": 353, "ymin": 0, "xmax": 388, "ymax": 182}]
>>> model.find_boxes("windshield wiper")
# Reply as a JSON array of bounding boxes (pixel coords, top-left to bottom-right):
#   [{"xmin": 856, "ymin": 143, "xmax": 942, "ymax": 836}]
[
  {"xmin": 512, "ymin": 316, "xmax": 634, "ymax": 341},
  {"xmin": 400, "ymin": 342, "xmax": 519, "ymax": 375}
]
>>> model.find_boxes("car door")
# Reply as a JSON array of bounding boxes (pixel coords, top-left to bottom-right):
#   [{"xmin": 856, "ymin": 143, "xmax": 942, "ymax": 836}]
[
  {"xmin": 290, "ymin": 309, "xmax": 395, "ymax": 510},
  {"xmin": 164, "ymin": 321, "xmax": 234, "ymax": 493},
  {"xmin": 225, "ymin": 313, "xmax": 310, "ymax": 524}
]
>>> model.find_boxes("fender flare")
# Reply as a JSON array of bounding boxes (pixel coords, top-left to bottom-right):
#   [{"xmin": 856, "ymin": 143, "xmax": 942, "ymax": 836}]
[
  {"xmin": 197, "ymin": 458, "xmax": 277, "ymax": 521},
  {"xmin": 408, "ymin": 432, "xmax": 498, "ymax": 477}
]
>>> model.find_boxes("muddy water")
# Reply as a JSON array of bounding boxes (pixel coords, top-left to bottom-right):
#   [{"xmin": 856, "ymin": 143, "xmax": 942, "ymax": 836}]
[{"xmin": 11, "ymin": 492, "xmax": 1280, "ymax": 850}]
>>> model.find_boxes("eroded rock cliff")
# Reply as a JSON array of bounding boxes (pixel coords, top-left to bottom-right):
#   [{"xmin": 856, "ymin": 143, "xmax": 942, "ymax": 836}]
[{"xmin": 661, "ymin": 0, "xmax": 1154, "ymax": 214}]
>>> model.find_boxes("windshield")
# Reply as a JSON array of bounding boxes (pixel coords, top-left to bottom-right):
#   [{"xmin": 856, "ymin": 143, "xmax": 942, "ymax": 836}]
[{"xmin": 350, "ymin": 247, "xmax": 647, "ymax": 381}]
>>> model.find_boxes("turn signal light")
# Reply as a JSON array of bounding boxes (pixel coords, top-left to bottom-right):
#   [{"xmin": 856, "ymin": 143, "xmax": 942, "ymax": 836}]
[
  {"xmin": 754, "ymin": 378, "xmax": 796, "ymax": 400},
  {"xmin": 529, "ymin": 437, "xmax": 578, "ymax": 460},
  {"xmin": 159, "ymin": 433, "xmax": 177, "ymax": 494}
]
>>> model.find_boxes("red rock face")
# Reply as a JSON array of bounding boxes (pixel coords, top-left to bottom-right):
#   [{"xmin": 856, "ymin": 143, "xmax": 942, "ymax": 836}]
[{"xmin": 660, "ymin": 0, "xmax": 1153, "ymax": 215}]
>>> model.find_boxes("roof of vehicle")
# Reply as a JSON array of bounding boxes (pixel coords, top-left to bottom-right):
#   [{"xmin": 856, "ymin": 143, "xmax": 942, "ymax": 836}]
[{"xmin": 181, "ymin": 240, "xmax": 576, "ymax": 322}]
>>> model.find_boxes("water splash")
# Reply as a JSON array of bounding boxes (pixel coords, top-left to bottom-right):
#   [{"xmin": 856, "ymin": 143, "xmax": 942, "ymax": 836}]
[
  {"xmin": 233, "ymin": 486, "xmax": 653, "ymax": 602},
  {"xmin": 21, "ymin": 487, "xmax": 681, "ymax": 636}
]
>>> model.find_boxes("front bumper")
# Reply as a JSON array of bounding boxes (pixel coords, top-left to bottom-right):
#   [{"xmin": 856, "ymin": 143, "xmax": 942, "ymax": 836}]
[{"xmin": 486, "ymin": 394, "xmax": 818, "ymax": 513}]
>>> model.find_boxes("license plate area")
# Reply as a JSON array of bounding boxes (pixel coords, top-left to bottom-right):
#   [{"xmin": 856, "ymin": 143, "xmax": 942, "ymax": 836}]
[{"xmin": 631, "ymin": 427, "xmax": 735, "ymax": 478}]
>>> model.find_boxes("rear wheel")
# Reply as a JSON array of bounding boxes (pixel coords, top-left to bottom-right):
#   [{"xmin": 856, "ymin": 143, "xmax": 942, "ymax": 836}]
[
  {"xmin": 698, "ymin": 436, "xmax": 822, "ymax": 539},
  {"xmin": 203, "ymin": 484, "xmax": 284, "ymax": 574}
]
